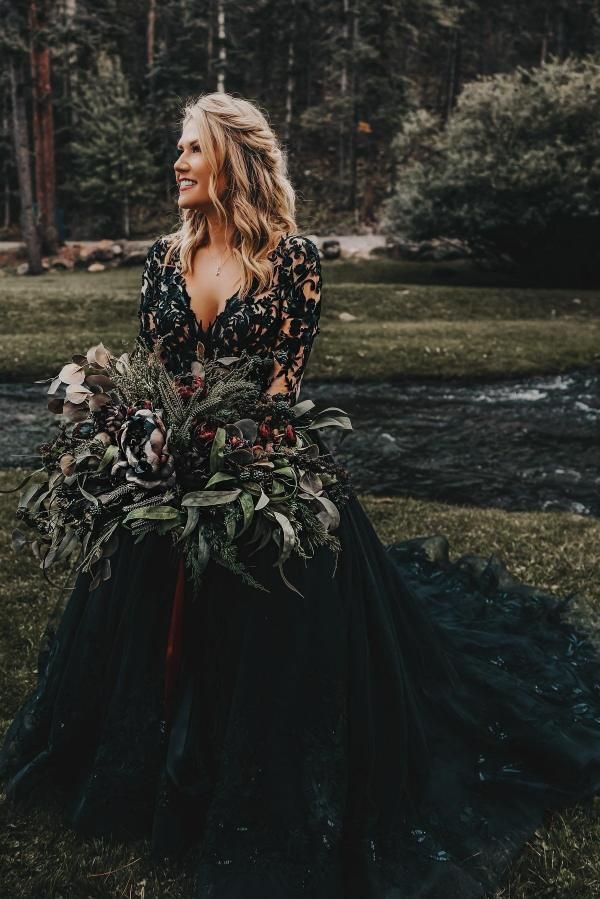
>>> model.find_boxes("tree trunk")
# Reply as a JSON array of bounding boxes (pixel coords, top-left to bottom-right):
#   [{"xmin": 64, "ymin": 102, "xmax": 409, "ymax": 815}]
[
  {"xmin": 2, "ymin": 100, "xmax": 11, "ymax": 230},
  {"xmin": 283, "ymin": 0, "xmax": 296, "ymax": 144},
  {"xmin": 556, "ymin": 3, "xmax": 568, "ymax": 59},
  {"xmin": 9, "ymin": 56, "xmax": 43, "ymax": 274},
  {"xmin": 123, "ymin": 192, "xmax": 130, "ymax": 240},
  {"xmin": 337, "ymin": 0, "xmax": 349, "ymax": 204},
  {"xmin": 29, "ymin": 0, "xmax": 58, "ymax": 254},
  {"xmin": 445, "ymin": 26, "xmax": 462, "ymax": 122},
  {"xmin": 207, "ymin": 0, "xmax": 214, "ymax": 81},
  {"xmin": 147, "ymin": 0, "xmax": 156, "ymax": 69},
  {"xmin": 540, "ymin": 8, "xmax": 550, "ymax": 65},
  {"xmin": 348, "ymin": 0, "xmax": 358, "ymax": 220},
  {"xmin": 216, "ymin": 0, "xmax": 226, "ymax": 92}
]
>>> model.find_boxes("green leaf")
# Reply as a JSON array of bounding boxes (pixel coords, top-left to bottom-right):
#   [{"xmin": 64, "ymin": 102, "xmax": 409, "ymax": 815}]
[
  {"xmin": 255, "ymin": 487, "xmax": 270, "ymax": 510},
  {"xmin": 306, "ymin": 407, "xmax": 353, "ymax": 430},
  {"xmin": 290, "ymin": 399, "xmax": 315, "ymax": 418},
  {"xmin": 182, "ymin": 488, "xmax": 241, "ymax": 507},
  {"xmin": 277, "ymin": 559, "xmax": 304, "ymax": 598},
  {"xmin": 123, "ymin": 505, "xmax": 181, "ymax": 522},
  {"xmin": 209, "ymin": 426, "xmax": 226, "ymax": 473},
  {"xmin": 77, "ymin": 475, "xmax": 100, "ymax": 507},
  {"xmin": 98, "ymin": 444, "xmax": 119, "ymax": 471},
  {"xmin": 176, "ymin": 505, "xmax": 201, "ymax": 543},
  {"xmin": 205, "ymin": 470, "xmax": 237, "ymax": 488},
  {"xmin": 270, "ymin": 510, "xmax": 297, "ymax": 564},
  {"xmin": 238, "ymin": 490, "xmax": 255, "ymax": 536},
  {"xmin": 272, "ymin": 465, "xmax": 296, "ymax": 481},
  {"xmin": 18, "ymin": 481, "xmax": 48, "ymax": 510}
]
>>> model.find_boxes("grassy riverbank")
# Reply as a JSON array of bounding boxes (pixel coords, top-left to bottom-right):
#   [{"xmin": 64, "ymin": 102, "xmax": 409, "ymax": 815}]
[
  {"xmin": 0, "ymin": 263, "xmax": 599, "ymax": 382},
  {"xmin": 1, "ymin": 467, "xmax": 600, "ymax": 898}
]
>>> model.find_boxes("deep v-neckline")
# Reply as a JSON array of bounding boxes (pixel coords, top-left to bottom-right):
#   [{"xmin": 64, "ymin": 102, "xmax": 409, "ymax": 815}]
[
  {"xmin": 179, "ymin": 276, "xmax": 239, "ymax": 335},
  {"xmin": 175, "ymin": 246, "xmax": 241, "ymax": 335},
  {"xmin": 174, "ymin": 234, "xmax": 288, "ymax": 334}
]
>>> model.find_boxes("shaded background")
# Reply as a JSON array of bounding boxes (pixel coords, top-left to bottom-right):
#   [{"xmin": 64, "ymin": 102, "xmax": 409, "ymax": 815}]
[{"xmin": 2, "ymin": 0, "xmax": 600, "ymax": 283}]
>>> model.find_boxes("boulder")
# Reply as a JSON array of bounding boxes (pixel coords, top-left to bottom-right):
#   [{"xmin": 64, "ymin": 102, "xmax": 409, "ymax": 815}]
[{"xmin": 321, "ymin": 239, "xmax": 341, "ymax": 260}]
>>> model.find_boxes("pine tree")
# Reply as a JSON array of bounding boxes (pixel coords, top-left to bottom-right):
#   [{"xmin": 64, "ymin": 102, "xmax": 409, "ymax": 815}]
[{"xmin": 68, "ymin": 51, "xmax": 158, "ymax": 237}]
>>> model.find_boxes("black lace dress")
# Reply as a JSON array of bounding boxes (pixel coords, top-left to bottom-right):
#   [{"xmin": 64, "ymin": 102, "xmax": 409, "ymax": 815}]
[{"xmin": 2, "ymin": 233, "xmax": 600, "ymax": 899}]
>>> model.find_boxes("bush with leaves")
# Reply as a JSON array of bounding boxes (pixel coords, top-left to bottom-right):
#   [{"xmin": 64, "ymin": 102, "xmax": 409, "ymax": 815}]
[{"xmin": 384, "ymin": 57, "xmax": 600, "ymax": 282}]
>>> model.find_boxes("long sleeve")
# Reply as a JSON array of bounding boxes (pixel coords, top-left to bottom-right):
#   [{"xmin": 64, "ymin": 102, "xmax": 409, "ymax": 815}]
[
  {"xmin": 264, "ymin": 236, "xmax": 322, "ymax": 404},
  {"xmin": 137, "ymin": 239, "xmax": 162, "ymax": 352}
]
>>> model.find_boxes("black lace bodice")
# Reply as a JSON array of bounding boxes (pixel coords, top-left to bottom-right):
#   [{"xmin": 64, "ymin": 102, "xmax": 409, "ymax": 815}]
[{"xmin": 137, "ymin": 232, "xmax": 322, "ymax": 404}]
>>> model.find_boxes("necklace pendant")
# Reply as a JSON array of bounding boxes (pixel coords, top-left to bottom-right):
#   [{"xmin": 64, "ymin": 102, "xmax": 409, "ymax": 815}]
[{"xmin": 216, "ymin": 267, "xmax": 221, "ymax": 276}]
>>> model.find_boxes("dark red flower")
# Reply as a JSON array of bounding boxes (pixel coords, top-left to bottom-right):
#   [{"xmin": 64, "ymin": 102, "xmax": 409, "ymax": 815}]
[
  {"xmin": 285, "ymin": 423, "xmax": 297, "ymax": 445},
  {"xmin": 194, "ymin": 422, "xmax": 217, "ymax": 444},
  {"xmin": 258, "ymin": 421, "xmax": 272, "ymax": 439}
]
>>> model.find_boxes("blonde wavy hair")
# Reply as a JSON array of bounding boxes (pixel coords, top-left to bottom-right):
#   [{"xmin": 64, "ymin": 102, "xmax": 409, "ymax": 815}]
[{"xmin": 163, "ymin": 92, "xmax": 298, "ymax": 297}]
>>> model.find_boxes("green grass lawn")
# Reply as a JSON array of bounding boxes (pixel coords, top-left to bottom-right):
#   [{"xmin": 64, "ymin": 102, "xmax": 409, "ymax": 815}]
[
  {"xmin": 0, "ymin": 264, "xmax": 599, "ymax": 382},
  {"xmin": 1, "ymin": 260, "xmax": 599, "ymax": 895},
  {"xmin": 1, "ymin": 469, "xmax": 600, "ymax": 898}
]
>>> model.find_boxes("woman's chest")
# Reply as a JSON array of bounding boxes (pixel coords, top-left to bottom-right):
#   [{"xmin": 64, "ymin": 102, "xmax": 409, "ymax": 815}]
[{"xmin": 154, "ymin": 269, "xmax": 282, "ymax": 358}]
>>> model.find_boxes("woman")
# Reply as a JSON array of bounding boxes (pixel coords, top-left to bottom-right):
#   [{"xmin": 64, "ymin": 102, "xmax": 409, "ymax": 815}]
[{"xmin": 2, "ymin": 91, "xmax": 600, "ymax": 899}]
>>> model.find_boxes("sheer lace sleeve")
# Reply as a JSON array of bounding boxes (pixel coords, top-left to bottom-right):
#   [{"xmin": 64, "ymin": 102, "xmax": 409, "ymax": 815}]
[
  {"xmin": 264, "ymin": 235, "xmax": 322, "ymax": 404},
  {"xmin": 137, "ymin": 239, "xmax": 162, "ymax": 352}
]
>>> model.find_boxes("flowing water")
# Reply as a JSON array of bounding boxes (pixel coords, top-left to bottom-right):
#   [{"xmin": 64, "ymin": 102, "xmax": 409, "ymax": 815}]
[{"xmin": 0, "ymin": 368, "xmax": 598, "ymax": 515}]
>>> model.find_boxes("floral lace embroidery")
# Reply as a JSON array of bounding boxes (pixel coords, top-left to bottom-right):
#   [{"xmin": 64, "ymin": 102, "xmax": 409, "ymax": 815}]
[{"xmin": 137, "ymin": 233, "xmax": 322, "ymax": 404}]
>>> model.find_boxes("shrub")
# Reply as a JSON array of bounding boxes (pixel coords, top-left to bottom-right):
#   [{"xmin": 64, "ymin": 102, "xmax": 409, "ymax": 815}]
[{"xmin": 384, "ymin": 57, "xmax": 600, "ymax": 283}]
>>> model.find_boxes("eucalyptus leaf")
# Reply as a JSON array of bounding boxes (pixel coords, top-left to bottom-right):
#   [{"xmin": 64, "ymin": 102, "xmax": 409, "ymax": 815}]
[
  {"xmin": 277, "ymin": 559, "xmax": 304, "ymax": 598},
  {"xmin": 30, "ymin": 489, "xmax": 50, "ymax": 513},
  {"xmin": 209, "ymin": 426, "xmax": 226, "ymax": 474},
  {"xmin": 306, "ymin": 409, "xmax": 353, "ymax": 430},
  {"xmin": 205, "ymin": 470, "xmax": 237, "ymax": 488},
  {"xmin": 290, "ymin": 399, "xmax": 315, "ymax": 418},
  {"xmin": 270, "ymin": 510, "xmax": 297, "ymax": 564},
  {"xmin": 255, "ymin": 488, "xmax": 270, "ymax": 511},
  {"xmin": 315, "ymin": 494, "xmax": 341, "ymax": 531},
  {"xmin": 176, "ymin": 505, "xmax": 201, "ymax": 543},
  {"xmin": 19, "ymin": 482, "xmax": 47, "ymax": 510},
  {"xmin": 234, "ymin": 418, "xmax": 258, "ymax": 442},
  {"xmin": 238, "ymin": 490, "xmax": 255, "ymax": 536},
  {"xmin": 77, "ymin": 475, "xmax": 100, "ymax": 507},
  {"xmin": 272, "ymin": 465, "xmax": 296, "ymax": 481},
  {"xmin": 98, "ymin": 444, "xmax": 119, "ymax": 472},
  {"xmin": 182, "ymin": 488, "xmax": 241, "ymax": 507},
  {"xmin": 123, "ymin": 505, "xmax": 181, "ymax": 522}
]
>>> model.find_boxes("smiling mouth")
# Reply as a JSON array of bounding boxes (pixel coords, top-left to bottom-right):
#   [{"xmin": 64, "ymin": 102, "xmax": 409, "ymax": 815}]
[{"xmin": 179, "ymin": 180, "xmax": 197, "ymax": 191}]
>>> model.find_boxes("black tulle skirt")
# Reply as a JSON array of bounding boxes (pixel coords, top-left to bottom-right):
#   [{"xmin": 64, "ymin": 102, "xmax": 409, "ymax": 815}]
[{"xmin": 2, "ymin": 479, "xmax": 600, "ymax": 898}]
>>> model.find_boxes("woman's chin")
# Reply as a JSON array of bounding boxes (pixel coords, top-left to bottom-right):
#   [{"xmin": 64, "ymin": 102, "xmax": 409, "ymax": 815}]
[{"xmin": 178, "ymin": 192, "xmax": 203, "ymax": 209}]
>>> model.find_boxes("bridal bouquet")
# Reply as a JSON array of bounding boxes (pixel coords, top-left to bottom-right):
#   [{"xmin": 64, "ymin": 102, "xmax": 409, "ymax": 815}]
[{"xmin": 7, "ymin": 337, "xmax": 352, "ymax": 597}]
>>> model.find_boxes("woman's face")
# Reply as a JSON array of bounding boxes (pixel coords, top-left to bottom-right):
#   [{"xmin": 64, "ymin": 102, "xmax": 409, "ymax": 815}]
[{"xmin": 174, "ymin": 120, "xmax": 228, "ymax": 211}]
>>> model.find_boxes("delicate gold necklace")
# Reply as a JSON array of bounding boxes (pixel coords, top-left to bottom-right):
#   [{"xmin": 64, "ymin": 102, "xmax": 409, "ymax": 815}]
[{"xmin": 213, "ymin": 248, "xmax": 232, "ymax": 277}]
